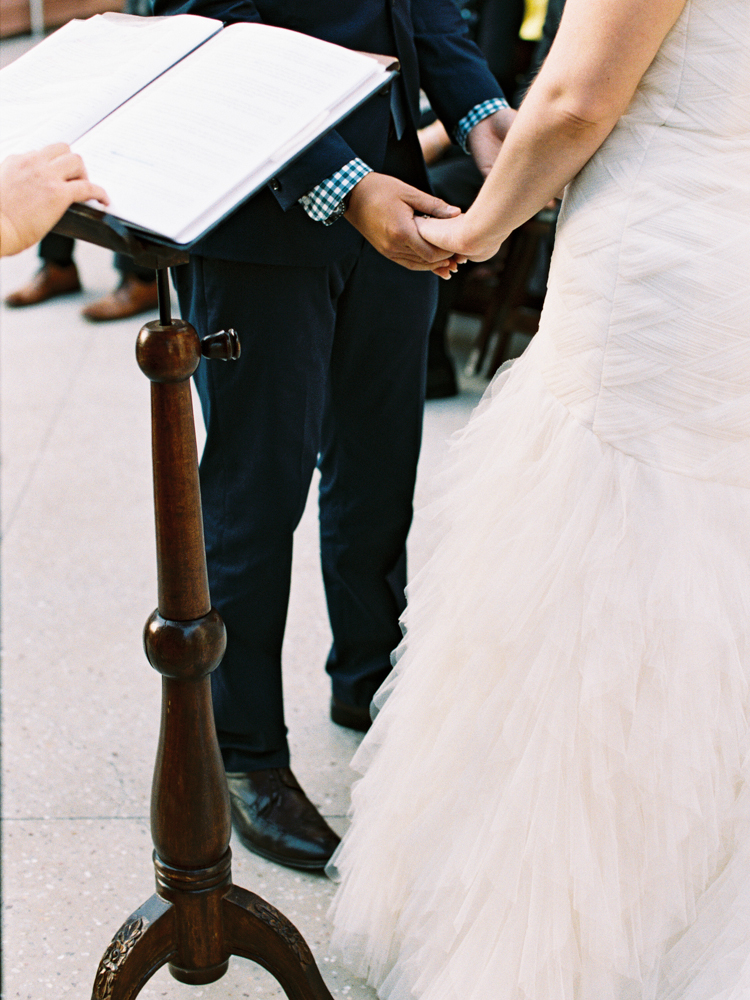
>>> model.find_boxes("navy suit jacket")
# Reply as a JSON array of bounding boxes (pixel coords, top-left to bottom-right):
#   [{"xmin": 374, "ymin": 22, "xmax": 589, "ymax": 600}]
[{"xmin": 152, "ymin": 0, "xmax": 504, "ymax": 264}]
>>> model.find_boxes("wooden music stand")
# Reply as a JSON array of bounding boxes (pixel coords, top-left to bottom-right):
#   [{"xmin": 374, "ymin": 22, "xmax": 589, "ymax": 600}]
[{"xmin": 53, "ymin": 206, "xmax": 335, "ymax": 1000}]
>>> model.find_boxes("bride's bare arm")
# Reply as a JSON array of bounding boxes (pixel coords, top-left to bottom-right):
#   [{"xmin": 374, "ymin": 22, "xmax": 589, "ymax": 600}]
[{"xmin": 417, "ymin": 0, "xmax": 688, "ymax": 261}]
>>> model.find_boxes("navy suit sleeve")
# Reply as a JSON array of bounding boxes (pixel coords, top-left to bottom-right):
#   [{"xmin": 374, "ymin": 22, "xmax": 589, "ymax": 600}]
[
  {"xmin": 411, "ymin": 0, "xmax": 506, "ymax": 138},
  {"xmin": 151, "ymin": 0, "xmax": 358, "ymax": 209},
  {"xmin": 152, "ymin": 0, "xmax": 260, "ymax": 23}
]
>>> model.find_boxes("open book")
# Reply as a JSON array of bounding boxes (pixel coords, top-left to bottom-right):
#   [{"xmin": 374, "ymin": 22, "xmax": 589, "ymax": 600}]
[{"xmin": 0, "ymin": 13, "xmax": 396, "ymax": 245}]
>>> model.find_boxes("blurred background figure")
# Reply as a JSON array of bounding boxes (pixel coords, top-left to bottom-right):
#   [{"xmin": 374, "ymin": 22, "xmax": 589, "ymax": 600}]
[{"xmin": 4, "ymin": 234, "xmax": 158, "ymax": 321}]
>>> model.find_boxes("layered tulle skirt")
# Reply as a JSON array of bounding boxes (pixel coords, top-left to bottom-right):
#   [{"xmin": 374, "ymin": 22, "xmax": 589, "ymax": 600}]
[{"xmin": 327, "ymin": 352, "xmax": 750, "ymax": 1000}]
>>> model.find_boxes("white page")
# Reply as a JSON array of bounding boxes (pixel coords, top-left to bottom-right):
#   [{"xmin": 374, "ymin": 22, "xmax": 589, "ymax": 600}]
[
  {"xmin": 71, "ymin": 22, "xmax": 386, "ymax": 241},
  {"xmin": 177, "ymin": 74, "xmax": 392, "ymax": 244},
  {"xmin": 0, "ymin": 13, "xmax": 222, "ymax": 161}
]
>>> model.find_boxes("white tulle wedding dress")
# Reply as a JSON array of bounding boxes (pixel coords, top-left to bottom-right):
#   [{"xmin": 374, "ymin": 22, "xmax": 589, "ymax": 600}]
[{"xmin": 327, "ymin": 1, "xmax": 750, "ymax": 997}]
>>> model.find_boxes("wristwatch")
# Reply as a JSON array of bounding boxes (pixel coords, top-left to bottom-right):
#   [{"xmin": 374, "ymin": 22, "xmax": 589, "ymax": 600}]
[{"xmin": 322, "ymin": 191, "xmax": 352, "ymax": 226}]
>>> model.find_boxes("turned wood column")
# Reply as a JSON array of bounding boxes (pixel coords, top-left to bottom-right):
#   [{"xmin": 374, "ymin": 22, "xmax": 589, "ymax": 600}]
[
  {"xmin": 137, "ymin": 304, "xmax": 233, "ymax": 983},
  {"xmin": 83, "ymin": 254, "xmax": 334, "ymax": 1000}
]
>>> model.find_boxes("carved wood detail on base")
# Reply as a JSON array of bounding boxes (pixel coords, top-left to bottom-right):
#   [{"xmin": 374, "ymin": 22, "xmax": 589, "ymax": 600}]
[{"xmin": 92, "ymin": 896, "xmax": 175, "ymax": 1000}]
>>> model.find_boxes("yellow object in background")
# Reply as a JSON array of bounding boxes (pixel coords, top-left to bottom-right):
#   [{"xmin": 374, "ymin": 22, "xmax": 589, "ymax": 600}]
[{"xmin": 520, "ymin": 0, "xmax": 549, "ymax": 40}]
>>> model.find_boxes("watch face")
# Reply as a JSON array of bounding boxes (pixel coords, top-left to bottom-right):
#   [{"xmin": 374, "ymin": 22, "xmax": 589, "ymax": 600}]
[{"xmin": 322, "ymin": 200, "xmax": 347, "ymax": 226}]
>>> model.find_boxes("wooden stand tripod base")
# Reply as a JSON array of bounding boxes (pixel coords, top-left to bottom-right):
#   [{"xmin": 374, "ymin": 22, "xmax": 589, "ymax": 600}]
[{"xmin": 51, "ymin": 210, "xmax": 337, "ymax": 1000}]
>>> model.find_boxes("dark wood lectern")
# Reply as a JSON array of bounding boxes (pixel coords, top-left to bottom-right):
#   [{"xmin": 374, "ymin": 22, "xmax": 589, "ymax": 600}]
[{"xmin": 54, "ymin": 207, "xmax": 335, "ymax": 1000}]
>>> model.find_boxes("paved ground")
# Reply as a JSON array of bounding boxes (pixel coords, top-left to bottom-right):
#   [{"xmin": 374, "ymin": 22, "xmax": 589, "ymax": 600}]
[{"xmin": 0, "ymin": 233, "xmax": 492, "ymax": 998}]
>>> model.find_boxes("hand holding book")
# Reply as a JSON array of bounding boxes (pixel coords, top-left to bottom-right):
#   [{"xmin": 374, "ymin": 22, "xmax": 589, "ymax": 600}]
[{"xmin": 0, "ymin": 144, "xmax": 109, "ymax": 257}]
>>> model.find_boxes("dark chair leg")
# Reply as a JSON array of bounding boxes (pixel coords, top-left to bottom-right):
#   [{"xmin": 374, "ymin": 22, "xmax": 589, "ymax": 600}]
[
  {"xmin": 464, "ymin": 239, "xmax": 514, "ymax": 376},
  {"xmin": 485, "ymin": 224, "xmax": 543, "ymax": 376},
  {"xmin": 464, "ymin": 207, "xmax": 558, "ymax": 378}
]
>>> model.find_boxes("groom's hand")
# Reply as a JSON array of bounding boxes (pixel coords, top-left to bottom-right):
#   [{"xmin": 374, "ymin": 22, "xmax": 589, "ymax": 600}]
[
  {"xmin": 344, "ymin": 172, "xmax": 462, "ymax": 273},
  {"xmin": 467, "ymin": 107, "xmax": 517, "ymax": 177}
]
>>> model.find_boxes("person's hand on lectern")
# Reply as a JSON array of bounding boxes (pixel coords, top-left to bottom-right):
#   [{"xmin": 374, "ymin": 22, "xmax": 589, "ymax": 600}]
[
  {"xmin": 0, "ymin": 144, "xmax": 109, "ymax": 258},
  {"xmin": 344, "ymin": 172, "xmax": 466, "ymax": 279}
]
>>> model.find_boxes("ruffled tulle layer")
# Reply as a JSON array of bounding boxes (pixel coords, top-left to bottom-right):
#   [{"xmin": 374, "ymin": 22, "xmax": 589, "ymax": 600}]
[{"xmin": 327, "ymin": 353, "xmax": 750, "ymax": 1000}]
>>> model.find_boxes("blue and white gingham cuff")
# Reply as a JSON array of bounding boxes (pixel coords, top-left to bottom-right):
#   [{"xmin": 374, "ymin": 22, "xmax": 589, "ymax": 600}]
[
  {"xmin": 299, "ymin": 158, "xmax": 373, "ymax": 224},
  {"xmin": 455, "ymin": 97, "xmax": 510, "ymax": 152}
]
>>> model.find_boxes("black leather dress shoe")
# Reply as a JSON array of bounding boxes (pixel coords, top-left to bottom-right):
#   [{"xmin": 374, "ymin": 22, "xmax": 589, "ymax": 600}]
[
  {"xmin": 225, "ymin": 768, "xmax": 340, "ymax": 871},
  {"xmin": 330, "ymin": 696, "xmax": 372, "ymax": 733}
]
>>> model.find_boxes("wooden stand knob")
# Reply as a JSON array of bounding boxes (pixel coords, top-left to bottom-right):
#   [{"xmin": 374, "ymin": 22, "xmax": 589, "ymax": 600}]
[{"xmin": 201, "ymin": 329, "xmax": 241, "ymax": 361}]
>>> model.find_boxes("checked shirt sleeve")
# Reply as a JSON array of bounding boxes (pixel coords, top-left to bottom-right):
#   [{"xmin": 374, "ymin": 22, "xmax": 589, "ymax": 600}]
[
  {"xmin": 298, "ymin": 96, "xmax": 509, "ymax": 224},
  {"xmin": 299, "ymin": 158, "xmax": 373, "ymax": 225},
  {"xmin": 455, "ymin": 97, "xmax": 510, "ymax": 152}
]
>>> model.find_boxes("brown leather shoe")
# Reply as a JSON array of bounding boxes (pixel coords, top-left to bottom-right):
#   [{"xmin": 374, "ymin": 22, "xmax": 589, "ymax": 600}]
[
  {"xmin": 4, "ymin": 262, "xmax": 82, "ymax": 307},
  {"xmin": 81, "ymin": 274, "xmax": 158, "ymax": 322},
  {"xmin": 225, "ymin": 768, "xmax": 340, "ymax": 871}
]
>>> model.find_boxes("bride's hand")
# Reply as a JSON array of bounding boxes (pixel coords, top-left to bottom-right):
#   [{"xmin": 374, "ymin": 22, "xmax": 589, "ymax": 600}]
[{"xmin": 415, "ymin": 212, "xmax": 504, "ymax": 264}]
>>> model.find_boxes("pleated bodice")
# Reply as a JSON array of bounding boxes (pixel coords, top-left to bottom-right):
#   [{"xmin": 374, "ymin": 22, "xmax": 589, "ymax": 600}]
[{"xmin": 534, "ymin": 0, "xmax": 750, "ymax": 487}]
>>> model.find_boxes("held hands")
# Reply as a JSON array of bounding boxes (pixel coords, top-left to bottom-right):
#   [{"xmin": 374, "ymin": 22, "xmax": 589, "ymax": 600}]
[
  {"xmin": 0, "ymin": 144, "xmax": 109, "ymax": 257},
  {"xmin": 415, "ymin": 211, "xmax": 504, "ymax": 264},
  {"xmin": 348, "ymin": 107, "xmax": 516, "ymax": 276},
  {"xmin": 344, "ymin": 172, "xmax": 466, "ymax": 279}
]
